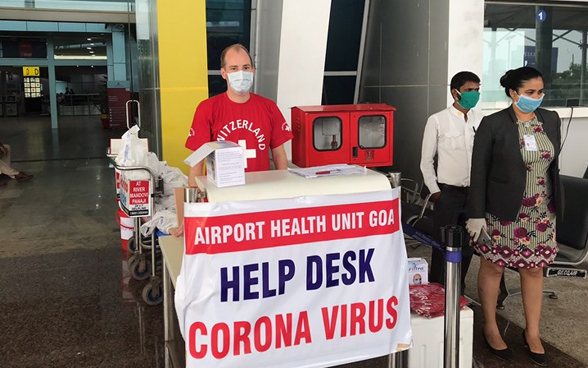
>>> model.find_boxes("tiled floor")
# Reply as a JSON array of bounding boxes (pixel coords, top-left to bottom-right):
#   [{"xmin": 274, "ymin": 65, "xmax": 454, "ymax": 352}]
[
  {"xmin": 407, "ymin": 244, "xmax": 588, "ymax": 368},
  {"xmin": 1, "ymin": 115, "xmax": 586, "ymax": 368},
  {"xmin": 0, "ymin": 116, "xmax": 164, "ymax": 368}
]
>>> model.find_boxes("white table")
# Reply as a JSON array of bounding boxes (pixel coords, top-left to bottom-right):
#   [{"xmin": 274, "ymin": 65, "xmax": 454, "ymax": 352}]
[
  {"xmin": 162, "ymin": 170, "xmax": 392, "ymax": 367},
  {"xmin": 195, "ymin": 169, "xmax": 392, "ymax": 202},
  {"xmin": 160, "ymin": 235, "xmax": 184, "ymax": 368},
  {"xmin": 161, "ymin": 169, "xmax": 472, "ymax": 367}
]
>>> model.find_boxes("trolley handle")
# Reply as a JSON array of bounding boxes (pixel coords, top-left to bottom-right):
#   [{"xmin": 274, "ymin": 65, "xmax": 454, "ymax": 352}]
[
  {"xmin": 106, "ymin": 148, "xmax": 117, "ymax": 159},
  {"xmin": 108, "ymin": 157, "xmax": 158, "ymax": 181},
  {"xmin": 108, "ymin": 157, "xmax": 164, "ymax": 198},
  {"xmin": 125, "ymin": 100, "xmax": 141, "ymax": 129}
]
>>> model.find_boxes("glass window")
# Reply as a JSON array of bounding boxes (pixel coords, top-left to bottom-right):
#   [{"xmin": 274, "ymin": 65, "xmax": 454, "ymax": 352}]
[
  {"xmin": 0, "ymin": 38, "xmax": 47, "ymax": 58},
  {"xmin": 206, "ymin": 0, "xmax": 252, "ymax": 70},
  {"xmin": 208, "ymin": 74, "xmax": 227, "ymax": 97},
  {"xmin": 483, "ymin": 4, "xmax": 588, "ymax": 108},
  {"xmin": 0, "ymin": 0, "xmax": 132, "ymax": 12},
  {"xmin": 358, "ymin": 115, "xmax": 386, "ymax": 149},
  {"xmin": 53, "ymin": 35, "xmax": 107, "ymax": 60},
  {"xmin": 322, "ymin": 0, "xmax": 365, "ymax": 105},
  {"xmin": 322, "ymin": 76, "xmax": 356, "ymax": 105},
  {"xmin": 324, "ymin": 0, "xmax": 365, "ymax": 72},
  {"xmin": 313, "ymin": 117, "xmax": 342, "ymax": 151}
]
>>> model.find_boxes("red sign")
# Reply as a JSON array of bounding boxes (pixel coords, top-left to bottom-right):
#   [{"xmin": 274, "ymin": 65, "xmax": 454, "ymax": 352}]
[
  {"xmin": 115, "ymin": 170, "xmax": 121, "ymax": 196},
  {"xmin": 107, "ymin": 88, "xmax": 131, "ymax": 129},
  {"xmin": 120, "ymin": 176, "xmax": 151, "ymax": 217},
  {"xmin": 185, "ymin": 199, "xmax": 399, "ymax": 255},
  {"xmin": 129, "ymin": 180, "xmax": 149, "ymax": 205}
]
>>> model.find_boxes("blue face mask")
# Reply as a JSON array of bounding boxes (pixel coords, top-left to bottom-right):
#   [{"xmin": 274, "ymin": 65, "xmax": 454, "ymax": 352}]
[{"xmin": 515, "ymin": 92, "xmax": 544, "ymax": 113}]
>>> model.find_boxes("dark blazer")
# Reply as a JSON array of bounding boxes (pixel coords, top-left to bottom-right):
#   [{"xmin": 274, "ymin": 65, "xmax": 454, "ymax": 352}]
[{"xmin": 468, "ymin": 106, "xmax": 562, "ymax": 221}]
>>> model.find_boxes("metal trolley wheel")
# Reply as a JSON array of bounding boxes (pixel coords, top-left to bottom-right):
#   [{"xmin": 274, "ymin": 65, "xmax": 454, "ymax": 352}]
[
  {"xmin": 127, "ymin": 253, "xmax": 139, "ymax": 268},
  {"xmin": 127, "ymin": 236, "xmax": 137, "ymax": 253},
  {"xmin": 142, "ymin": 280, "xmax": 163, "ymax": 305},
  {"xmin": 130, "ymin": 259, "xmax": 151, "ymax": 281}
]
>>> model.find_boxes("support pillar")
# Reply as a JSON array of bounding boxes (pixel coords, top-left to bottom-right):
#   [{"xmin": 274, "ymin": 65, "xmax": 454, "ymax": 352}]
[
  {"xmin": 106, "ymin": 25, "xmax": 130, "ymax": 88},
  {"xmin": 154, "ymin": 0, "xmax": 208, "ymax": 171},
  {"xmin": 46, "ymin": 38, "xmax": 58, "ymax": 129},
  {"xmin": 581, "ymin": 30, "xmax": 587, "ymax": 104},
  {"xmin": 255, "ymin": 0, "xmax": 332, "ymax": 158}
]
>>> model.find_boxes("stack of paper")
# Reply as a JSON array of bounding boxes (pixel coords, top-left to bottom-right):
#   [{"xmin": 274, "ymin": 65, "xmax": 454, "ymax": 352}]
[{"xmin": 288, "ymin": 164, "xmax": 367, "ymax": 179}]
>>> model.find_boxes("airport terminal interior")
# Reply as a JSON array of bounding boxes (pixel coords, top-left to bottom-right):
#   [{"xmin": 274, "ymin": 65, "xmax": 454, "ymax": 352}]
[{"xmin": 1, "ymin": 0, "xmax": 588, "ymax": 368}]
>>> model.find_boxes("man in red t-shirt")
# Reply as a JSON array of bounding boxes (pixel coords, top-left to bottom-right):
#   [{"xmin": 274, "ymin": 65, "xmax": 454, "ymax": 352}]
[{"xmin": 185, "ymin": 44, "xmax": 293, "ymax": 187}]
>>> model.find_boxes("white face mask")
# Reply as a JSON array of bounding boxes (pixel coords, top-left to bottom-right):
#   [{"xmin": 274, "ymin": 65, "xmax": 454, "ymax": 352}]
[{"xmin": 227, "ymin": 70, "xmax": 254, "ymax": 94}]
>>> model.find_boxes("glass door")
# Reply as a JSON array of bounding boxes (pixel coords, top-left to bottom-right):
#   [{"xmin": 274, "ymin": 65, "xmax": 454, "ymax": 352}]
[{"xmin": 133, "ymin": 0, "xmax": 162, "ymax": 157}]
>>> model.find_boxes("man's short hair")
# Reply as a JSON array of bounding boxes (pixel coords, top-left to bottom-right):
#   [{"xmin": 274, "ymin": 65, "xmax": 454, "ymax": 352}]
[
  {"xmin": 450, "ymin": 71, "xmax": 480, "ymax": 92},
  {"xmin": 220, "ymin": 44, "xmax": 254, "ymax": 69}
]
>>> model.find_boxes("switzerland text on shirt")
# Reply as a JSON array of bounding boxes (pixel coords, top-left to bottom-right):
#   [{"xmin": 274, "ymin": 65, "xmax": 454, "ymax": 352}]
[
  {"xmin": 420, "ymin": 105, "xmax": 484, "ymax": 194},
  {"xmin": 216, "ymin": 119, "xmax": 267, "ymax": 151}
]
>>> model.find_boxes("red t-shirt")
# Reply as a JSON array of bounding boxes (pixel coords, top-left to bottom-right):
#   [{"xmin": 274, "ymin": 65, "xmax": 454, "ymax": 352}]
[{"xmin": 185, "ymin": 93, "xmax": 293, "ymax": 172}]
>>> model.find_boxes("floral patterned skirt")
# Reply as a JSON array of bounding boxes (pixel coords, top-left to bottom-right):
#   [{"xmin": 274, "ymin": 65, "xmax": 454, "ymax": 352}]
[
  {"xmin": 473, "ymin": 198, "xmax": 558, "ymax": 269},
  {"xmin": 474, "ymin": 239, "xmax": 557, "ymax": 268}
]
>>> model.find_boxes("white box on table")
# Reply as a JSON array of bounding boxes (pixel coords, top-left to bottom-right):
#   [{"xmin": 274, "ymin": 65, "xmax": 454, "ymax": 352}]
[
  {"xmin": 408, "ymin": 257, "xmax": 428, "ymax": 285},
  {"xmin": 184, "ymin": 141, "xmax": 245, "ymax": 188}
]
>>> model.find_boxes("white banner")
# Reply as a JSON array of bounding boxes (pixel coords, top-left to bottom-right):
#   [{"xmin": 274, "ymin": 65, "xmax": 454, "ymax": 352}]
[{"xmin": 175, "ymin": 189, "xmax": 412, "ymax": 368}]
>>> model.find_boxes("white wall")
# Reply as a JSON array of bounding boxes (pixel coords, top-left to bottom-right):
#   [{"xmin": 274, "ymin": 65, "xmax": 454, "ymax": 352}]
[
  {"xmin": 255, "ymin": 0, "xmax": 332, "ymax": 158},
  {"xmin": 447, "ymin": 0, "xmax": 484, "ymax": 105},
  {"xmin": 554, "ymin": 109, "xmax": 588, "ymax": 178},
  {"xmin": 275, "ymin": 0, "xmax": 331, "ymax": 112},
  {"xmin": 254, "ymin": 0, "xmax": 282, "ymax": 102}
]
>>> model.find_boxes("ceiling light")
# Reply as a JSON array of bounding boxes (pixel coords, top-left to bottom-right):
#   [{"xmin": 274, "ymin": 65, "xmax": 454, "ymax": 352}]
[
  {"xmin": 87, "ymin": 47, "xmax": 92, "ymax": 50},
  {"xmin": 87, "ymin": 38, "xmax": 91, "ymax": 41}
]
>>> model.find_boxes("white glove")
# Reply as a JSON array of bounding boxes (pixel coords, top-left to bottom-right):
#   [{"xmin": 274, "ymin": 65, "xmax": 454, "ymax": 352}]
[{"xmin": 466, "ymin": 218, "xmax": 487, "ymax": 241}]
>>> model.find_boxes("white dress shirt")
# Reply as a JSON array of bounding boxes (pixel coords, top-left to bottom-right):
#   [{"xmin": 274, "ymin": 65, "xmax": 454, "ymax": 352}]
[{"xmin": 420, "ymin": 105, "xmax": 483, "ymax": 194}]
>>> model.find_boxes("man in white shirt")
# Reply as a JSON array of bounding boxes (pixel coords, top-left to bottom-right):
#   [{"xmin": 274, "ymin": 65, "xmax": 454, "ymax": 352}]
[{"xmin": 420, "ymin": 71, "xmax": 482, "ymax": 293}]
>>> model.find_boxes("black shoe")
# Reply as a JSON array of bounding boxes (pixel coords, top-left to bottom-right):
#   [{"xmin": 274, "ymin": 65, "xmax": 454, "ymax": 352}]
[
  {"xmin": 483, "ymin": 332, "xmax": 514, "ymax": 362},
  {"xmin": 15, "ymin": 172, "xmax": 33, "ymax": 182},
  {"xmin": 523, "ymin": 330, "xmax": 548, "ymax": 366}
]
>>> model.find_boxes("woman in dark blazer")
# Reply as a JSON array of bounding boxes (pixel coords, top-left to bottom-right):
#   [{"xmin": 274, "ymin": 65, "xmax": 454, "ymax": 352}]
[{"xmin": 466, "ymin": 67, "xmax": 561, "ymax": 366}]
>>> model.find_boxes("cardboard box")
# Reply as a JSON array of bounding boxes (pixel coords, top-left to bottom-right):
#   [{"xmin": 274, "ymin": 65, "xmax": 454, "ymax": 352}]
[
  {"xmin": 184, "ymin": 141, "xmax": 245, "ymax": 188},
  {"xmin": 408, "ymin": 257, "xmax": 428, "ymax": 285}
]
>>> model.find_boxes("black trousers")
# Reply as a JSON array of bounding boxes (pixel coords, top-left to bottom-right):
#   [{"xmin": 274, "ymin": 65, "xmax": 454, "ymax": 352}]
[{"xmin": 429, "ymin": 184, "xmax": 474, "ymax": 294}]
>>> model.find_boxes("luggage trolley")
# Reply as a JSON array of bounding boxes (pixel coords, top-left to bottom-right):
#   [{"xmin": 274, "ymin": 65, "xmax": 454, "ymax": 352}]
[{"xmin": 107, "ymin": 149, "xmax": 165, "ymax": 305}]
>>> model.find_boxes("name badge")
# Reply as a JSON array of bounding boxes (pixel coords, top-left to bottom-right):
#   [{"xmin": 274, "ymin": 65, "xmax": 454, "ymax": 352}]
[{"xmin": 524, "ymin": 135, "xmax": 538, "ymax": 151}]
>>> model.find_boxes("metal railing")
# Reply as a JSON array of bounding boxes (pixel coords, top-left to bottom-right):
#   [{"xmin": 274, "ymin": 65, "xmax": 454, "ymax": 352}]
[{"xmin": 58, "ymin": 93, "xmax": 101, "ymax": 116}]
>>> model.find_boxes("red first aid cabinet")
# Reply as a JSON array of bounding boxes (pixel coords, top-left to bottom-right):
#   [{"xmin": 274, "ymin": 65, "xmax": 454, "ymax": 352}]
[{"xmin": 291, "ymin": 104, "xmax": 395, "ymax": 168}]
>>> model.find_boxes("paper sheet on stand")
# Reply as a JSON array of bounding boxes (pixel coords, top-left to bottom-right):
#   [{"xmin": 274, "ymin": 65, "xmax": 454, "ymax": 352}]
[{"xmin": 288, "ymin": 164, "xmax": 367, "ymax": 178}]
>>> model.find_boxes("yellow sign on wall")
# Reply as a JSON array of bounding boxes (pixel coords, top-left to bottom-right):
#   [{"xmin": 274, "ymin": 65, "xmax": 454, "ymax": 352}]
[{"xmin": 22, "ymin": 67, "xmax": 40, "ymax": 76}]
